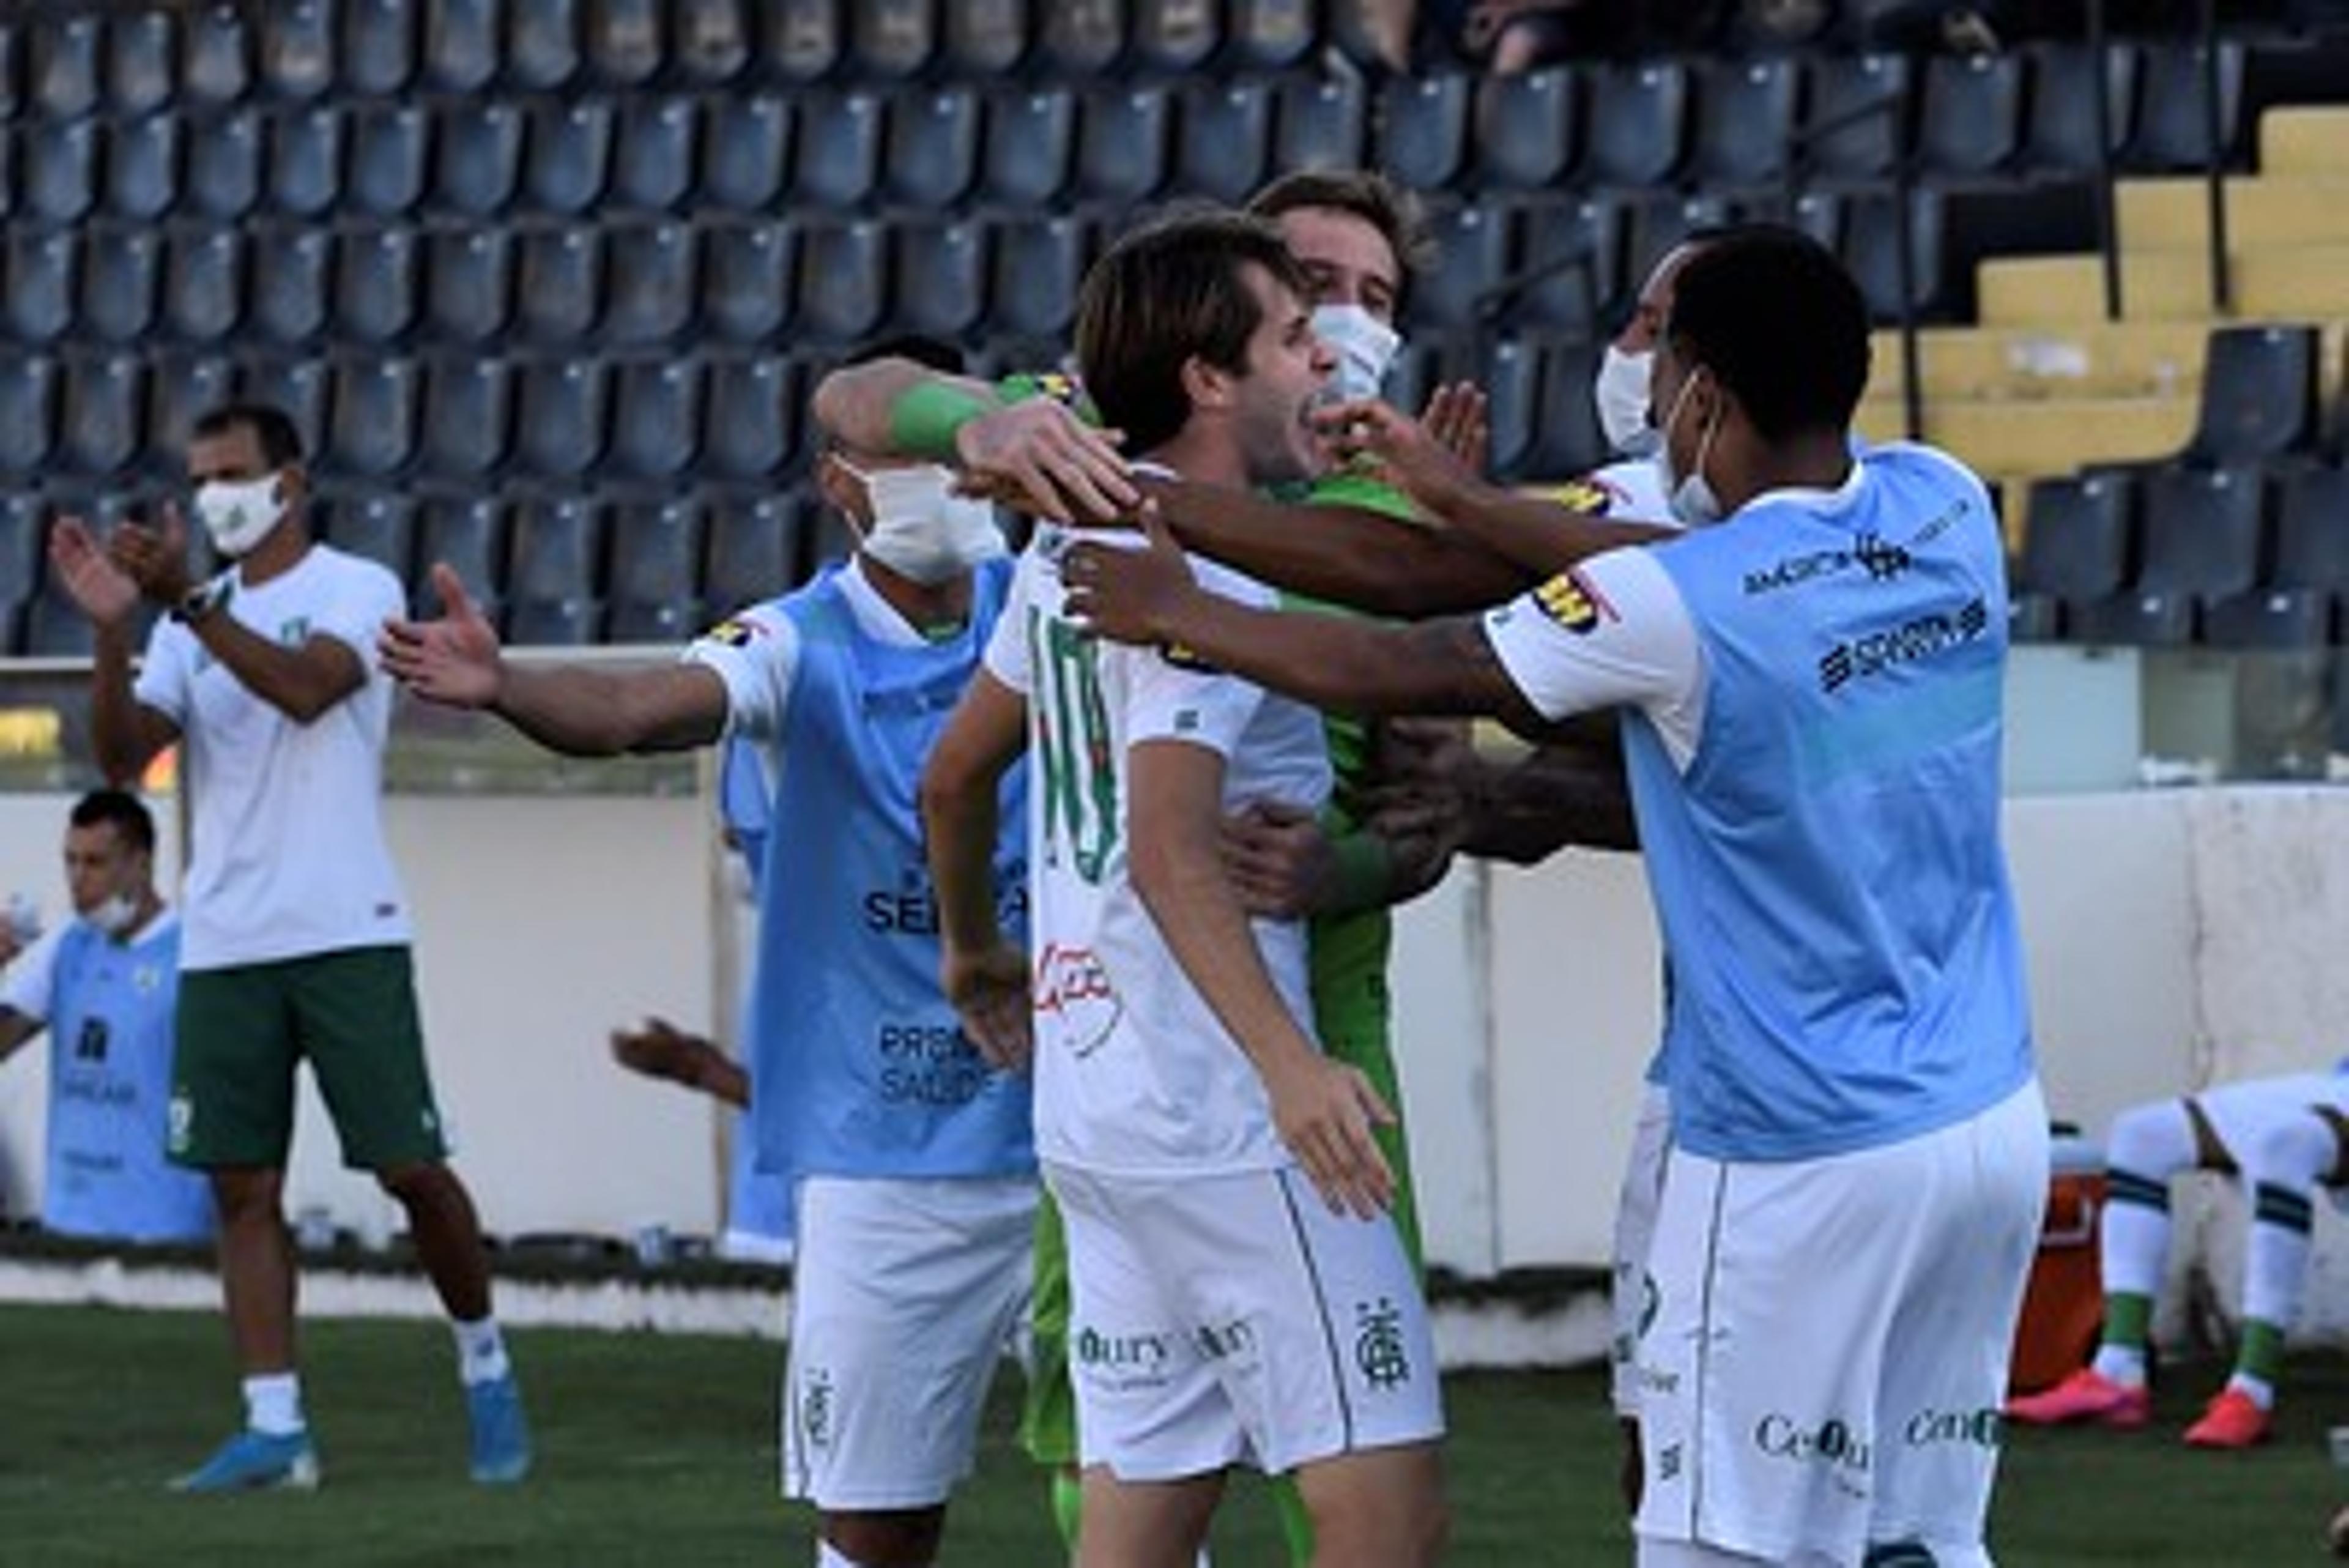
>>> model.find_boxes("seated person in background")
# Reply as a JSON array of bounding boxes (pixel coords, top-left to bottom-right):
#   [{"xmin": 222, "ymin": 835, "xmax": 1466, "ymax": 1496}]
[
  {"xmin": 2010, "ymin": 1066, "xmax": 2349, "ymax": 1449},
  {"xmin": 0, "ymin": 790, "xmax": 212, "ymax": 1246}
]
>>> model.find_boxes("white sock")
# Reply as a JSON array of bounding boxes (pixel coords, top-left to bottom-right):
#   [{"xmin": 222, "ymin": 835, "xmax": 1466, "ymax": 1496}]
[
  {"xmin": 817, "ymin": 1542, "xmax": 879, "ymax": 1568},
  {"xmin": 2225, "ymin": 1369, "xmax": 2277, "ymax": 1409},
  {"xmin": 243, "ymin": 1372, "xmax": 305, "ymax": 1437},
  {"xmin": 2091, "ymin": 1343, "xmax": 2150, "ymax": 1387},
  {"xmin": 451, "ymin": 1315, "xmax": 512, "ymax": 1386}
]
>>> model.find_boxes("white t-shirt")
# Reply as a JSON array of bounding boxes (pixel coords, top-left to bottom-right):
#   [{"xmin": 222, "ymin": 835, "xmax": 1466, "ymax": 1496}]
[
  {"xmin": 133, "ymin": 544, "xmax": 412, "ymax": 969},
  {"xmin": 985, "ymin": 524, "xmax": 1330, "ymax": 1180}
]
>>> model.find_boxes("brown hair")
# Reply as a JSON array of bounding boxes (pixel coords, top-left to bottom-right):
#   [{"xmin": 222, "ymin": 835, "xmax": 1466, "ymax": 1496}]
[{"xmin": 1247, "ymin": 169, "xmax": 1436, "ymax": 281}]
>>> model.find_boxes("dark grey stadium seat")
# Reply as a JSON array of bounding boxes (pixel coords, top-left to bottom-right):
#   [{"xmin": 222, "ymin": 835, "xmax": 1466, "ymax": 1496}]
[
  {"xmin": 0, "ymin": 357, "xmax": 59, "ymax": 477},
  {"xmin": 610, "ymin": 96, "xmax": 697, "ymax": 211},
  {"xmin": 237, "ymin": 357, "xmax": 330, "ymax": 458},
  {"xmin": 347, "ymin": 104, "xmax": 430, "ymax": 216},
  {"xmin": 1585, "ymin": 61, "xmax": 1690, "ymax": 189},
  {"xmin": 514, "ymin": 226, "xmax": 605, "ymax": 345},
  {"xmin": 425, "ymin": 225, "xmax": 517, "ymax": 344},
  {"xmin": 700, "ymin": 220, "xmax": 794, "ymax": 344},
  {"xmin": 607, "ymin": 358, "xmax": 703, "ymax": 480},
  {"xmin": 603, "ymin": 222, "xmax": 697, "ymax": 346},
  {"xmin": 606, "ymin": 497, "xmax": 706, "ymax": 643},
  {"xmin": 185, "ymin": 109, "xmax": 262, "ymax": 221},
  {"xmin": 700, "ymin": 357, "xmax": 795, "ymax": 482},
  {"xmin": 1918, "ymin": 50, "xmax": 2023, "ymax": 177},
  {"xmin": 1274, "ymin": 76, "xmax": 1367, "ymax": 176},
  {"xmin": 0, "ymin": 496, "xmax": 47, "ymax": 636},
  {"xmin": 2068, "ymin": 588, "xmax": 2195, "ymax": 646},
  {"xmin": 1472, "ymin": 67, "xmax": 1576, "ymax": 190},
  {"xmin": 24, "ymin": 119, "xmax": 98, "ymax": 226},
  {"xmin": 420, "ymin": 355, "xmax": 514, "ymax": 476},
  {"xmin": 1130, "ymin": 0, "xmax": 1217, "ymax": 74},
  {"xmin": 1075, "ymin": 86, "xmax": 1170, "ymax": 206},
  {"xmin": 1802, "ymin": 53, "xmax": 1910, "ymax": 180},
  {"xmin": 421, "ymin": 0, "xmax": 500, "ymax": 93},
  {"xmin": 986, "ymin": 214, "xmax": 1087, "ymax": 341},
  {"xmin": 1840, "ymin": 188, "xmax": 1948, "ymax": 323},
  {"xmin": 1477, "ymin": 337, "xmax": 1538, "ymax": 480},
  {"xmin": 507, "ymin": 494, "xmax": 605, "ymax": 606},
  {"xmin": 796, "ymin": 222, "xmax": 888, "ymax": 344},
  {"xmin": 1037, "ymin": 0, "xmax": 1123, "ymax": 77},
  {"xmin": 892, "ymin": 218, "xmax": 987, "ymax": 341},
  {"xmin": 342, "ymin": 0, "xmax": 418, "ymax": 96},
  {"xmin": 585, "ymin": 0, "xmax": 664, "ymax": 86},
  {"xmin": 672, "ymin": 0, "xmax": 751, "ymax": 84},
  {"xmin": 78, "ymin": 226, "xmax": 160, "ymax": 344},
  {"xmin": 2135, "ymin": 464, "xmax": 2266, "ymax": 604},
  {"xmin": 1691, "ymin": 56, "xmax": 1798, "ymax": 189},
  {"xmin": 1378, "ymin": 73, "xmax": 1470, "ymax": 193},
  {"xmin": 2014, "ymin": 473, "xmax": 2135, "ymax": 637},
  {"xmin": 792, "ymin": 91, "xmax": 882, "ymax": 210},
  {"xmin": 2272, "ymin": 467, "xmax": 2349, "ymax": 596},
  {"xmin": 1231, "ymin": 0, "xmax": 1316, "ymax": 70},
  {"xmin": 258, "ymin": 0, "xmax": 335, "ymax": 100},
  {"xmin": 181, "ymin": 6, "xmax": 255, "ymax": 109},
  {"xmin": 2201, "ymin": 585, "xmax": 2327, "ymax": 650},
  {"xmin": 336, "ymin": 225, "xmax": 422, "ymax": 345},
  {"xmin": 762, "ymin": 0, "xmax": 842, "ymax": 83},
  {"xmin": 850, "ymin": 0, "xmax": 935, "ymax": 78},
  {"xmin": 1411, "ymin": 203, "xmax": 1510, "ymax": 332},
  {"xmin": 700, "ymin": 93, "xmax": 790, "ymax": 212},
  {"xmin": 2127, "ymin": 39, "xmax": 2243, "ymax": 173},
  {"xmin": 1178, "ymin": 78, "xmax": 1273, "ymax": 206},
  {"xmin": 3, "ymin": 229, "xmax": 78, "ymax": 344},
  {"xmin": 105, "ymin": 112, "xmax": 181, "ymax": 221},
  {"xmin": 513, "ymin": 357, "xmax": 609, "ymax": 478},
  {"xmin": 507, "ymin": 0, "xmax": 584, "ymax": 92},
  {"xmin": 146, "ymin": 355, "xmax": 237, "ymax": 470},
  {"xmin": 105, "ymin": 8, "xmax": 178, "ymax": 117},
  {"xmin": 979, "ymin": 87, "xmax": 1074, "ymax": 208},
  {"xmin": 2025, "ymin": 43, "xmax": 2138, "ymax": 177},
  {"xmin": 506, "ymin": 597, "xmax": 604, "ymax": 647},
  {"xmin": 163, "ymin": 228, "xmax": 244, "ymax": 343},
  {"xmin": 415, "ymin": 497, "xmax": 508, "ymax": 617},
  {"xmin": 432, "ymin": 101, "xmax": 524, "ymax": 215},
  {"xmin": 885, "ymin": 87, "xmax": 981, "ymax": 210},
  {"xmin": 2183, "ymin": 325, "xmax": 2320, "ymax": 467},
  {"xmin": 29, "ymin": 10, "xmax": 102, "ymax": 121},
  {"xmin": 319, "ymin": 491, "xmax": 418, "ymax": 579},
  {"xmin": 943, "ymin": 0, "xmax": 1028, "ymax": 78},
  {"xmin": 524, "ymin": 98, "xmax": 615, "ymax": 215},
  {"xmin": 249, "ymin": 227, "xmax": 332, "ymax": 346},
  {"xmin": 704, "ymin": 493, "xmax": 803, "ymax": 614},
  {"xmin": 265, "ymin": 105, "xmax": 343, "ymax": 218},
  {"xmin": 1525, "ymin": 336, "xmax": 1608, "ymax": 481},
  {"xmin": 326, "ymin": 357, "xmax": 423, "ymax": 477},
  {"xmin": 1510, "ymin": 196, "xmax": 1624, "ymax": 336},
  {"xmin": 59, "ymin": 354, "xmax": 146, "ymax": 476}
]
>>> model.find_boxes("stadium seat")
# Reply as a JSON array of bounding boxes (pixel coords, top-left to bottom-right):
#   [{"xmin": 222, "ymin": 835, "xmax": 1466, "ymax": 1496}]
[
  {"xmin": 1411, "ymin": 203, "xmax": 1512, "ymax": 332},
  {"xmin": 184, "ymin": 109, "xmax": 263, "ymax": 221},
  {"xmin": 23, "ymin": 119, "xmax": 98, "ymax": 225},
  {"xmin": 524, "ymin": 98, "xmax": 615, "ymax": 215},
  {"xmin": 513, "ymin": 357, "xmax": 610, "ymax": 477},
  {"xmin": 986, "ymin": 214, "xmax": 1088, "ymax": 340},
  {"xmin": 103, "ymin": 113, "xmax": 180, "ymax": 223},
  {"xmin": 850, "ymin": 0, "xmax": 935, "ymax": 78},
  {"xmin": 885, "ymin": 87, "xmax": 981, "ymax": 210},
  {"xmin": 762, "ymin": 0, "xmax": 841, "ymax": 83},
  {"xmin": 433, "ymin": 101, "xmax": 525, "ymax": 215},
  {"xmin": 2270, "ymin": 466, "xmax": 2349, "ymax": 596},
  {"xmin": 700, "ymin": 220, "xmax": 795, "ymax": 344},
  {"xmin": 1472, "ymin": 67, "xmax": 1576, "ymax": 191},
  {"xmin": 146, "ymin": 355, "xmax": 237, "ymax": 469},
  {"xmin": 1273, "ymin": 75, "xmax": 1367, "ymax": 174},
  {"xmin": 610, "ymin": 95, "xmax": 697, "ymax": 211},
  {"xmin": 421, "ymin": 0, "xmax": 500, "ymax": 93},
  {"xmin": 325, "ymin": 357, "xmax": 423, "ymax": 477},
  {"xmin": 3, "ymin": 229, "xmax": 78, "ymax": 344},
  {"xmin": 265, "ymin": 105, "xmax": 343, "ymax": 218},
  {"xmin": 603, "ymin": 222, "xmax": 696, "ymax": 345},
  {"xmin": 505, "ymin": 596, "xmax": 605, "ymax": 647},
  {"xmin": 796, "ymin": 223, "xmax": 888, "ymax": 344},
  {"xmin": 1476, "ymin": 338, "xmax": 1538, "ymax": 480},
  {"xmin": 1075, "ymin": 86, "xmax": 1171, "ymax": 206},
  {"xmin": 21, "ymin": 574, "xmax": 100, "ymax": 658},
  {"xmin": 424, "ymin": 225, "xmax": 517, "ymax": 344},
  {"xmin": 2024, "ymin": 42, "xmax": 2138, "ymax": 177},
  {"xmin": 235, "ymin": 357, "xmax": 328, "ymax": 458},
  {"xmin": 2183, "ymin": 325, "xmax": 2320, "ymax": 467},
  {"xmin": 700, "ymin": 355, "xmax": 795, "ymax": 481},
  {"xmin": 415, "ymin": 496, "xmax": 509, "ymax": 615},
  {"xmin": 1525, "ymin": 336, "xmax": 1608, "ymax": 481},
  {"xmin": 29, "ymin": 10, "xmax": 102, "ymax": 121},
  {"xmin": 258, "ymin": 0, "xmax": 335, "ymax": 100},
  {"xmin": 606, "ymin": 497, "xmax": 708, "ymax": 643},
  {"xmin": 2015, "ymin": 474, "xmax": 2135, "ymax": 637},
  {"xmin": 943, "ymin": 0, "xmax": 1028, "ymax": 77},
  {"xmin": 1584, "ymin": 61, "xmax": 1690, "ymax": 190},
  {"xmin": 1840, "ymin": 188, "xmax": 1947, "ymax": 323},
  {"xmin": 891, "ymin": 218, "xmax": 987, "ymax": 340},
  {"xmin": 1177, "ymin": 78, "xmax": 1274, "ymax": 205},
  {"xmin": 319, "ymin": 491, "xmax": 418, "ymax": 579},
  {"xmin": 163, "ymin": 228, "xmax": 243, "ymax": 343},
  {"xmin": 2127, "ymin": 38, "xmax": 2244, "ymax": 173},
  {"xmin": 2135, "ymin": 464, "xmax": 2266, "ymax": 604},
  {"xmin": 585, "ymin": 0, "xmax": 664, "ymax": 86},
  {"xmin": 792, "ymin": 91, "xmax": 882, "ymax": 210},
  {"xmin": 335, "ymin": 225, "xmax": 422, "ymax": 344},
  {"xmin": 1130, "ymin": 0, "xmax": 1219, "ymax": 75},
  {"xmin": 1230, "ymin": 0, "xmax": 1315, "ymax": 70},
  {"xmin": 1508, "ymin": 196, "xmax": 1623, "ymax": 336},
  {"xmin": 515, "ymin": 227, "xmax": 604, "ymax": 345},
  {"xmin": 0, "ymin": 496, "xmax": 46, "ymax": 633},
  {"xmin": 346, "ymin": 104, "xmax": 431, "ymax": 216},
  {"xmin": 79, "ymin": 226, "xmax": 160, "ymax": 344},
  {"xmin": 607, "ymin": 358, "xmax": 703, "ymax": 479},
  {"xmin": 1917, "ymin": 50, "xmax": 2022, "ymax": 178},
  {"xmin": 1802, "ymin": 52, "xmax": 1910, "ymax": 180},
  {"xmin": 180, "ymin": 6, "xmax": 255, "ymax": 109},
  {"xmin": 703, "ymin": 492, "xmax": 803, "ymax": 612},
  {"xmin": 506, "ymin": 494, "xmax": 606, "ymax": 605},
  {"xmin": 979, "ymin": 87, "xmax": 1075, "ymax": 207},
  {"xmin": 0, "ymin": 356, "xmax": 58, "ymax": 477},
  {"xmin": 2066, "ymin": 587, "xmax": 2195, "ymax": 646},
  {"xmin": 1688, "ymin": 56, "xmax": 1798, "ymax": 190},
  {"xmin": 507, "ymin": 0, "xmax": 584, "ymax": 92},
  {"xmin": 672, "ymin": 0, "xmax": 752, "ymax": 84},
  {"xmin": 342, "ymin": 0, "xmax": 418, "ymax": 96},
  {"xmin": 248, "ymin": 226, "xmax": 332, "ymax": 345},
  {"xmin": 1378, "ymin": 73, "xmax": 1471, "ymax": 193},
  {"xmin": 1037, "ymin": 0, "xmax": 1123, "ymax": 76},
  {"xmin": 2202, "ymin": 585, "xmax": 2328, "ymax": 649},
  {"xmin": 59, "ymin": 354, "xmax": 146, "ymax": 476},
  {"xmin": 105, "ymin": 8, "xmax": 179, "ymax": 117},
  {"xmin": 700, "ymin": 93, "xmax": 791, "ymax": 212},
  {"xmin": 419, "ymin": 355, "xmax": 514, "ymax": 475}
]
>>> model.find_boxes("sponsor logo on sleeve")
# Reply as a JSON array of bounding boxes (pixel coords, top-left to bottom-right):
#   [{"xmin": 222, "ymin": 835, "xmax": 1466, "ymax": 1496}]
[
  {"xmin": 1534, "ymin": 569, "xmax": 1617, "ymax": 635},
  {"xmin": 702, "ymin": 617, "xmax": 762, "ymax": 648}
]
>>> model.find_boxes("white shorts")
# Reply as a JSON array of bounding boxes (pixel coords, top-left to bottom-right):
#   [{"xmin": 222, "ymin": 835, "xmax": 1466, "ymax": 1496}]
[
  {"xmin": 1047, "ymin": 1161, "xmax": 1444, "ymax": 1482},
  {"xmin": 1611, "ymin": 1080, "xmax": 1674, "ymax": 1418},
  {"xmin": 1635, "ymin": 1081, "xmax": 2048, "ymax": 1566},
  {"xmin": 782, "ymin": 1173, "xmax": 1037, "ymax": 1511}
]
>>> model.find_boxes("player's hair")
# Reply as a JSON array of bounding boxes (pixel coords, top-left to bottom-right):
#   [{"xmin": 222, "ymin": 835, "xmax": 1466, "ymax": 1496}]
[
  {"xmin": 70, "ymin": 790, "xmax": 155, "ymax": 857},
  {"xmin": 191, "ymin": 402, "xmax": 305, "ymax": 467},
  {"xmin": 1246, "ymin": 169, "xmax": 1436, "ymax": 281},
  {"xmin": 839, "ymin": 334, "xmax": 967, "ymax": 377},
  {"xmin": 1664, "ymin": 226, "xmax": 1869, "ymax": 443},
  {"xmin": 1074, "ymin": 209, "xmax": 1313, "ymax": 456}
]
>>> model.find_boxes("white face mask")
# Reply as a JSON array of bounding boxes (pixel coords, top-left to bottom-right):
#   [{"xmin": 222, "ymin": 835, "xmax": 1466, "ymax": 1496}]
[
  {"xmin": 844, "ymin": 463, "xmax": 1005, "ymax": 586},
  {"xmin": 1594, "ymin": 345, "xmax": 1660, "ymax": 458},
  {"xmin": 1310, "ymin": 304, "xmax": 1403, "ymax": 403},
  {"xmin": 1656, "ymin": 370, "xmax": 1725, "ymax": 528},
  {"xmin": 193, "ymin": 472, "xmax": 286, "ymax": 558},
  {"xmin": 86, "ymin": 892, "xmax": 139, "ymax": 937}
]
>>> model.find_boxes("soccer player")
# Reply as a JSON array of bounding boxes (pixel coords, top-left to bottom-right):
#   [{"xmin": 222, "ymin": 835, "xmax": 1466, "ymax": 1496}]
[
  {"xmin": 48, "ymin": 403, "xmax": 529, "ymax": 1493},
  {"xmin": 0, "ymin": 790, "xmax": 210, "ymax": 1247},
  {"xmin": 922, "ymin": 211, "xmax": 1447, "ymax": 1568},
  {"xmin": 2008, "ymin": 1067, "xmax": 2349, "ymax": 1448},
  {"xmin": 1061, "ymin": 226, "xmax": 2047, "ymax": 1568},
  {"xmin": 381, "ymin": 338, "xmax": 1034, "ymax": 1568}
]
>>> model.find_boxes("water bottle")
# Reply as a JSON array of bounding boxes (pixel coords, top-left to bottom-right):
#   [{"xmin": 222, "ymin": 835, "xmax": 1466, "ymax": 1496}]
[{"xmin": 4, "ymin": 894, "xmax": 40, "ymax": 947}]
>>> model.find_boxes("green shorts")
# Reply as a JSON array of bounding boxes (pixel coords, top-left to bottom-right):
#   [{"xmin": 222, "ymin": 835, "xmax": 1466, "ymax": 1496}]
[{"xmin": 169, "ymin": 945, "xmax": 449, "ymax": 1173}]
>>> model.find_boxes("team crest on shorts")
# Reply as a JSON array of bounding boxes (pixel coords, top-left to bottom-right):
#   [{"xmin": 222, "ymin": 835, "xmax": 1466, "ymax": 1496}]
[{"xmin": 1354, "ymin": 1298, "xmax": 1412, "ymax": 1390}]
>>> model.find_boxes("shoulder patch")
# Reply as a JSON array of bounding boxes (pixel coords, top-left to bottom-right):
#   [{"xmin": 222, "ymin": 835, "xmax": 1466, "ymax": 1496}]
[
  {"xmin": 1157, "ymin": 642, "xmax": 1220, "ymax": 674},
  {"xmin": 1533, "ymin": 568, "xmax": 1617, "ymax": 635},
  {"xmin": 702, "ymin": 617, "xmax": 764, "ymax": 648},
  {"xmin": 1542, "ymin": 476, "xmax": 1622, "ymax": 517}
]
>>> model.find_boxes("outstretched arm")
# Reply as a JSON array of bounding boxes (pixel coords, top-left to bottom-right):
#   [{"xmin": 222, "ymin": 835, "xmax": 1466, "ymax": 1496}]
[
  {"xmin": 610, "ymin": 1018, "xmax": 751, "ymax": 1110},
  {"xmin": 380, "ymin": 564, "xmax": 727, "ymax": 756}
]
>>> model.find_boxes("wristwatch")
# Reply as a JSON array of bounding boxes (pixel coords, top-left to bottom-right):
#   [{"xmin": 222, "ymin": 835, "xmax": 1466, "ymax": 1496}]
[{"xmin": 173, "ymin": 578, "xmax": 233, "ymax": 625}]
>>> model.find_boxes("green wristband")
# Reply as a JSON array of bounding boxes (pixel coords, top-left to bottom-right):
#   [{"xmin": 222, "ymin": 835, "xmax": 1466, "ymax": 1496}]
[
  {"xmin": 886, "ymin": 381, "xmax": 996, "ymax": 461},
  {"xmin": 1325, "ymin": 830, "xmax": 1395, "ymax": 915}
]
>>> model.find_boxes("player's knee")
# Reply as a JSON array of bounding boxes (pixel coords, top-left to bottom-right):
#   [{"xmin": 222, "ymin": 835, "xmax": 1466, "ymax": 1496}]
[
  {"xmin": 2107, "ymin": 1101, "xmax": 2195, "ymax": 1178},
  {"xmin": 2244, "ymin": 1116, "xmax": 2337, "ymax": 1190},
  {"xmin": 822, "ymin": 1506, "xmax": 945, "ymax": 1568},
  {"xmin": 373, "ymin": 1161, "xmax": 453, "ymax": 1204},
  {"xmin": 1305, "ymin": 1460, "xmax": 1447, "ymax": 1567},
  {"xmin": 207, "ymin": 1167, "xmax": 283, "ymax": 1224}
]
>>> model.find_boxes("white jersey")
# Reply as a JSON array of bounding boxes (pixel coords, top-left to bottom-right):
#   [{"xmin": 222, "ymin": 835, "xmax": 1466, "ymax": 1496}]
[
  {"xmin": 133, "ymin": 543, "xmax": 412, "ymax": 970},
  {"xmin": 984, "ymin": 525, "xmax": 1330, "ymax": 1180}
]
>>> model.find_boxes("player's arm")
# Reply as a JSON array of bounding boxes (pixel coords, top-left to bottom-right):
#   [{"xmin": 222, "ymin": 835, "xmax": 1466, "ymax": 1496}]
[
  {"xmin": 0, "ymin": 1009, "xmax": 42, "ymax": 1062},
  {"xmin": 1453, "ymin": 737, "xmax": 1640, "ymax": 862},
  {"xmin": 810, "ymin": 355, "xmax": 1010, "ymax": 458},
  {"xmin": 380, "ymin": 565, "xmax": 727, "ymax": 754},
  {"xmin": 1127, "ymin": 738, "xmax": 1395, "ymax": 1217},
  {"xmin": 48, "ymin": 516, "xmax": 182, "ymax": 783},
  {"xmin": 919, "ymin": 670, "xmax": 1033, "ymax": 1069},
  {"xmin": 610, "ymin": 1018, "xmax": 750, "ymax": 1110}
]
